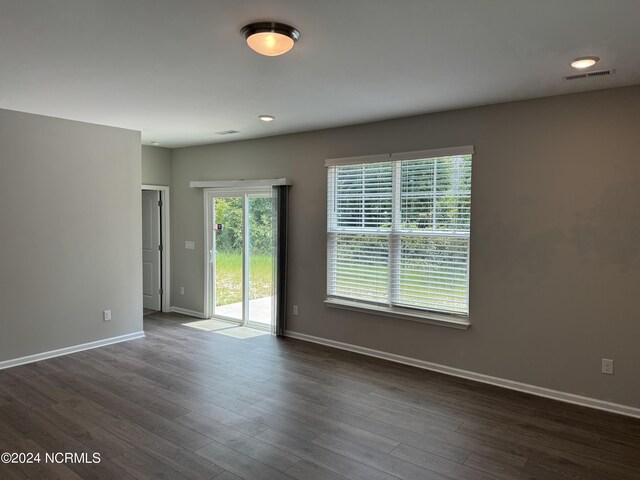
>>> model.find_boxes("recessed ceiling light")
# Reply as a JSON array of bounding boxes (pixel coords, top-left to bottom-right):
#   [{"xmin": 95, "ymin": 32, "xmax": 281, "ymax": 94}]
[
  {"xmin": 150, "ymin": 141, "xmax": 160, "ymax": 146},
  {"xmin": 571, "ymin": 56, "xmax": 599, "ymax": 69},
  {"xmin": 258, "ymin": 115, "xmax": 275, "ymax": 122},
  {"xmin": 241, "ymin": 22, "xmax": 300, "ymax": 56}
]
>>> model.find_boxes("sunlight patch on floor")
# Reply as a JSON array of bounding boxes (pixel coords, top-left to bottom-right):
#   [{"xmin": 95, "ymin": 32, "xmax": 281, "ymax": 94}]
[
  {"xmin": 182, "ymin": 319, "xmax": 270, "ymax": 339},
  {"xmin": 182, "ymin": 318, "xmax": 238, "ymax": 331},
  {"xmin": 212, "ymin": 326, "xmax": 270, "ymax": 339}
]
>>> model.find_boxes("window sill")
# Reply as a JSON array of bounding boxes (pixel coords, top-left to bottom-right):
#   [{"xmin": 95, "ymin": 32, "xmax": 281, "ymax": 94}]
[{"xmin": 324, "ymin": 298, "xmax": 470, "ymax": 330}]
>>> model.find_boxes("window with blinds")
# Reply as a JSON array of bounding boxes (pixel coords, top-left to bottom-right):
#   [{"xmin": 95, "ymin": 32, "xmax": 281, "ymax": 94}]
[{"xmin": 327, "ymin": 148, "xmax": 472, "ymax": 317}]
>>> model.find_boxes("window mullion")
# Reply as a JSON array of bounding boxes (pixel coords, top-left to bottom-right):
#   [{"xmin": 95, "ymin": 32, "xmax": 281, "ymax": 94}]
[{"xmin": 389, "ymin": 161, "xmax": 402, "ymax": 306}]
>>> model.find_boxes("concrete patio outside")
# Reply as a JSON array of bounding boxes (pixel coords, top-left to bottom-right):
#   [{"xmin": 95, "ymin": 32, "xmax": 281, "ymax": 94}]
[{"xmin": 214, "ymin": 296, "xmax": 272, "ymax": 328}]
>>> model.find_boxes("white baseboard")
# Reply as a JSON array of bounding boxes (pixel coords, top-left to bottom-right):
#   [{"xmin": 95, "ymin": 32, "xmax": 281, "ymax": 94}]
[
  {"xmin": 285, "ymin": 330, "xmax": 640, "ymax": 420},
  {"xmin": 170, "ymin": 306, "xmax": 206, "ymax": 319},
  {"xmin": 0, "ymin": 331, "xmax": 146, "ymax": 371}
]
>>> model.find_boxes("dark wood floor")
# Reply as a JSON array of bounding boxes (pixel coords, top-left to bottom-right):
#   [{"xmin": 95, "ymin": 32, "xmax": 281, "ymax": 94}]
[{"xmin": 1, "ymin": 313, "xmax": 639, "ymax": 480}]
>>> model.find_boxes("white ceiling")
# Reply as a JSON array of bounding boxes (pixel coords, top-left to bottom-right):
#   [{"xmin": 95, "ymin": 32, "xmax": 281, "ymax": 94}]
[{"xmin": 1, "ymin": 0, "xmax": 639, "ymax": 148}]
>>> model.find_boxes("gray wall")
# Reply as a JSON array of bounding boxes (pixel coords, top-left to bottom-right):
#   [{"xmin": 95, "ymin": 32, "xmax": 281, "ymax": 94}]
[
  {"xmin": 0, "ymin": 109, "xmax": 142, "ymax": 361},
  {"xmin": 170, "ymin": 86, "xmax": 640, "ymax": 408},
  {"xmin": 142, "ymin": 145, "xmax": 171, "ymax": 186}
]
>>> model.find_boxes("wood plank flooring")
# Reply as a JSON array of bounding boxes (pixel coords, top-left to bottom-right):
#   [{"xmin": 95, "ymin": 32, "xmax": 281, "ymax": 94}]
[{"xmin": 1, "ymin": 312, "xmax": 639, "ymax": 480}]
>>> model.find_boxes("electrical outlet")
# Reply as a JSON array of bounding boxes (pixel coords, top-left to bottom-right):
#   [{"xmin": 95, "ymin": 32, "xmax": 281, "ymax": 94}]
[
  {"xmin": 180, "ymin": 286, "xmax": 185, "ymax": 295},
  {"xmin": 103, "ymin": 309, "xmax": 111, "ymax": 322},
  {"xmin": 601, "ymin": 358, "xmax": 614, "ymax": 375},
  {"xmin": 293, "ymin": 305, "xmax": 299, "ymax": 315}
]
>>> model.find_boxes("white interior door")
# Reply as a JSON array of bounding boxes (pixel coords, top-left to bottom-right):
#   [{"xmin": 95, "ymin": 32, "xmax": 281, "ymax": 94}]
[{"xmin": 142, "ymin": 190, "xmax": 161, "ymax": 310}]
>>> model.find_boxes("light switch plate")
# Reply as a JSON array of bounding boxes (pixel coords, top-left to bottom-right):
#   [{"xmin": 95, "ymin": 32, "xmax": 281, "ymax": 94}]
[
  {"xmin": 602, "ymin": 358, "xmax": 614, "ymax": 375},
  {"xmin": 103, "ymin": 309, "xmax": 111, "ymax": 322},
  {"xmin": 185, "ymin": 240, "xmax": 195, "ymax": 250}
]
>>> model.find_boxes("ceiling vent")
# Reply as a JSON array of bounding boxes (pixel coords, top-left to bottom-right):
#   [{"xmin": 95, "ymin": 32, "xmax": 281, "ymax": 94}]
[
  {"xmin": 215, "ymin": 129, "xmax": 240, "ymax": 136},
  {"xmin": 564, "ymin": 69, "xmax": 615, "ymax": 81}
]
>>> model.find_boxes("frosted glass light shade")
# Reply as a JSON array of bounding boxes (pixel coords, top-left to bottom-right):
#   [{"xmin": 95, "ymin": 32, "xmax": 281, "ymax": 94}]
[
  {"xmin": 247, "ymin": 32, "xmax": 294, "ymax": 56},
  {"xmin": 571, "ymin": 56, "xmax": 599, "ymax": 69},
  {"xmin": 241, "ymin": 23, "xmax": 300, "ymax": 57}
]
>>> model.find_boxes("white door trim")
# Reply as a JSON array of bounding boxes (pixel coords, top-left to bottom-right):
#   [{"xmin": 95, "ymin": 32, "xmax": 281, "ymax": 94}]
[
  {"xmin": 142, "ymin": 185, "xmax": 170, "ymax": 313},
  {"xmin": 204, "ymin": 190, "xmax": 214, "ymax": 319}
]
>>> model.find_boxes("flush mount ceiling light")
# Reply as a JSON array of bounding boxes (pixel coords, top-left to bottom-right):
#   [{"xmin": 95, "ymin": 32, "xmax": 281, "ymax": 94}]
[
  {"xmin": 258, "ymin": 115, "xmax": 275, "ymax": 122},
  {"xmin": 571, "ymin": 56, "xmax": 599, "ymax": 69},
  {"xmin": 241, "ymin": 22, "xmax": 300, "ymax": 56},
  {"xmin": 150, "ymin": 141, "xmax": 160, "ymax": 146}
]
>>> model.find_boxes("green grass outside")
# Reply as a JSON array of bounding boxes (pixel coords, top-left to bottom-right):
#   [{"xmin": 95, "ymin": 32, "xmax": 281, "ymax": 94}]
[{"xmin": 215, "ymin": 251, "xmax": 273, "ymax": 306}]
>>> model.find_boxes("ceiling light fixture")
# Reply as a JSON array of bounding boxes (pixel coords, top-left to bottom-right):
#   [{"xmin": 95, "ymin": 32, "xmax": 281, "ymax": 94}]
[
  {"xmin": 241, "ymin": 22, "xmax": 300, "ymax": 56},
  {"xmin": 571, "ymin": 56, "xmax": 599, "ymax": 69},
  {"xmin": 150, "ymin": 141, "xmax": 160, "ymax": 146},
  {"xmin": 258, "ymin": 115, "xmax": 275, "ymax": 122}
]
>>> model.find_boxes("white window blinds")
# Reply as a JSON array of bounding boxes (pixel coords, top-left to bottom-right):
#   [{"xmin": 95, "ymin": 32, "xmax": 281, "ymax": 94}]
[{"xmin": 327, "ymin": 148, "xmax": 472, "ymax": 316}]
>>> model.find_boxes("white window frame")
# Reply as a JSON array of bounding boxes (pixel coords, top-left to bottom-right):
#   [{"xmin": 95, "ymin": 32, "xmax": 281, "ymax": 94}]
[{"xmin": 325, "ymin": 146, "xmax": 473, "ymax": 330}]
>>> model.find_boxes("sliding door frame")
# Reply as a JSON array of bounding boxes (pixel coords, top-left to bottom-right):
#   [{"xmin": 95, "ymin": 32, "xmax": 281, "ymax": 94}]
[{"xmin": 203, "ymin": 187, "xmax": 273, "ymax": 325}]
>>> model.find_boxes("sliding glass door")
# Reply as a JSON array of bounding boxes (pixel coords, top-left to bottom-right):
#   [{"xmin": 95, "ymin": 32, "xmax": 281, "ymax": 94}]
[
  {"xmin": 207, "ymin": 188, "xmax": 274, "ymax": 329},
  {"xmin": 213, "ymin": 195, "xmax": 244, "ymax": 321}
]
